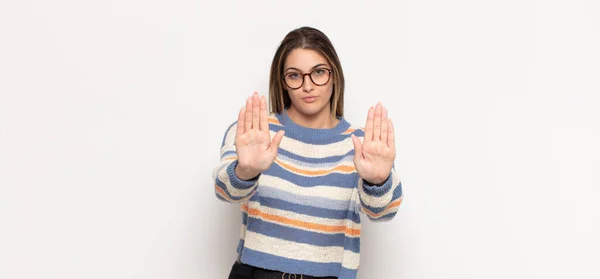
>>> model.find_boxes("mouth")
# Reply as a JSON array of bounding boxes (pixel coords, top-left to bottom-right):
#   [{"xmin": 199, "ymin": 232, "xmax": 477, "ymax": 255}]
[{"xmin": 302, "ymin": 96, "xmax": 318, "ymax": 103}]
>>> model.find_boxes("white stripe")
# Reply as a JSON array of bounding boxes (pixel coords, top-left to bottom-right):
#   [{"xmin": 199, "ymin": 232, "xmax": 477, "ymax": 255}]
[
  {"xmin": 276, "ymin": 132, "xmax": 356, "ymax": 158},
  {"xmin": 341, "ymin": 249, "xmax": 360, "ymax": 270},
  {"xmin": 220, "ymin": 123, "xmax": 238, "ymax": 155},
  {"xmin": 358, "ymin": 169, "xmax": 401, "ymax": 208},
  {"xmin": 243, "ymin": 230, "xmax": 359, "ymax": 267}
]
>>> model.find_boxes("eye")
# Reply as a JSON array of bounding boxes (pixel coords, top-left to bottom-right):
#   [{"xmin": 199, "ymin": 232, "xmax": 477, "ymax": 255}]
[
  {"xmin": 313, "ymin": 69, "xmax": 327, "ymax": 76},
  {"xmin": 287, "ymin": 73, "xmax": 300, "ymax": 79}
]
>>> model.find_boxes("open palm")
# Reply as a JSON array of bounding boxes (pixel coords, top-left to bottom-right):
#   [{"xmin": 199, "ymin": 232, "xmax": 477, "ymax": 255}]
[
  {"xmin": 235, "ymin": 92, "xmax": 285, "ymax": 178},
  {"xmin": 351, "ymin": 102, "xmax": 396, "ymax": 185}
]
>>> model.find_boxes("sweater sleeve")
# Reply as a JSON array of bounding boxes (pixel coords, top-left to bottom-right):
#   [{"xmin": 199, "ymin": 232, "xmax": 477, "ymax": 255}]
[
  {"xmin": 358, "ymin": 166, "xmax": 403, "ymax": 221},
  {"xmin": 212, "ymin": 121, "xmax": 260, "ymax": 203}
]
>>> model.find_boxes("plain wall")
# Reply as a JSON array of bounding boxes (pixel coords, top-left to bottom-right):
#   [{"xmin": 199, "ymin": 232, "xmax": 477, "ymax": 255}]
[{"xmin": 1, "ymin": 0, "xmax": 599, "ymax": 278}]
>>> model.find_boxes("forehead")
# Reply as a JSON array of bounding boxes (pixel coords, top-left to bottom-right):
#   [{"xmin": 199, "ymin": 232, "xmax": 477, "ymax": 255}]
[{"xmin": 284, "ymin": 48, "xmax": 330, "ymax": 70}]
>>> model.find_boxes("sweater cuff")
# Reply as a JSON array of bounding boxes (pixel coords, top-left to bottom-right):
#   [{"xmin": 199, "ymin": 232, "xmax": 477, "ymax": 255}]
[
  {"xmin": 226, "ymin": 160, "xmax": 260, "ymax": 189},
  {"xmin": 362, "ymin": 172, "xmax": 393, "ymax": 197}
]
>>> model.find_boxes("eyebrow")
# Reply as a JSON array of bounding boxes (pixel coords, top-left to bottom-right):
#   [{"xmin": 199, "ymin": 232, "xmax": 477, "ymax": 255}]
[{"xmin": 285, "ymin": 63, "xmax": 329, "ymax": 73}]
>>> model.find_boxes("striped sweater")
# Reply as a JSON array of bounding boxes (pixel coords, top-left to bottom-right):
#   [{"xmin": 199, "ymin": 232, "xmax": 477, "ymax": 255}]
[{"xmin": 213, "ymin": 109, "xmax": 403, "ymax": 279}]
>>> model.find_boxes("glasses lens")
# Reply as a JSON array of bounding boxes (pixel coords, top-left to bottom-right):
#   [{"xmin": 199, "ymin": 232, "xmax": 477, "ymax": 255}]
[
  {"xmin": 285, "ymin": 73, "xmax": 303, "ymax": 89},
  {"xmin": 311, "ymin": 69, "xmax": 330, "ymax": 85}
]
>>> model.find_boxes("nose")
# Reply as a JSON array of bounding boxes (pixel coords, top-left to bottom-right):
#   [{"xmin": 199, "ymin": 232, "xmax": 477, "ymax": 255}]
[{"xmin": 302, "ymin": 74, "xmax": 314, "ymax": 92}]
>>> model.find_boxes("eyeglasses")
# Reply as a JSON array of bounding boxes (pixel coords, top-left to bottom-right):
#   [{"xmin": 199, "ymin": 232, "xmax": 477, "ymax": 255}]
[{"xmin": 282, "ymin": 68, "xmax": 332, "ymax": 89}]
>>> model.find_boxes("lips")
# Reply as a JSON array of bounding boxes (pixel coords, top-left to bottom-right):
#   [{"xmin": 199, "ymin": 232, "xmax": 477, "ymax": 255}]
[{"xmin": 302, "ymin": 96, "xmax": 318, "ymax": 103}]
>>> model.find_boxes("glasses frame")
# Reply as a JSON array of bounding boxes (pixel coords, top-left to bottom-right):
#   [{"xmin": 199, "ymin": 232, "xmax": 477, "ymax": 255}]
[{"xmin": 282, "ymin": 68, "xmax": 333, "ymax": 90}]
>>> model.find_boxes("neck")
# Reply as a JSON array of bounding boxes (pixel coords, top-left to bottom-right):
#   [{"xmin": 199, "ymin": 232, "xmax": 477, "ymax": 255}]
[{"xmin": 286, "ymin": 106, "xmax": 339, "ymax": 129}]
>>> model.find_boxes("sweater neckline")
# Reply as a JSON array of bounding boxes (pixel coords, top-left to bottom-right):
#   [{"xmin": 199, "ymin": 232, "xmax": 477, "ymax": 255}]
[{"xmin": 276, "ymin": 109, "xmax": 351, "ymax": 140}]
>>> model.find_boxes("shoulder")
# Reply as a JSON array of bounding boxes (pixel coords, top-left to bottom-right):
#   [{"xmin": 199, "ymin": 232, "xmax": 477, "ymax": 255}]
[
  {"xmin": 268, "ymin": 112, "xmax": 283, "ymax": 128},
  {"xmin": 340, "ymin": 121, "xmax": 366, "ymax": 138}
]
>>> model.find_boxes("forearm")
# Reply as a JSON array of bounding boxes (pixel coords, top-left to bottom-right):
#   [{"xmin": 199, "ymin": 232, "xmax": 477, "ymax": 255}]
[
  {"xmin": 213, "ymin": 159, "xmax": 260, "ymax": 203},
  {"xmin": 359, "ymin": 169, "xmax": 403, "ymax": 221}
]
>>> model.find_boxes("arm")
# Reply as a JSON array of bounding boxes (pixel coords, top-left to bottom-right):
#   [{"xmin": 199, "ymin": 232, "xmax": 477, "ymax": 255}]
[
  {"xmin": 351, "ymin": 102, "xmax": 403, "ymax": 221},
  {"xmin": 212, "ymin": 122, "xmax": 260, "ymax": 203},
  {"xmin": 358, "ymin": 167, "xmax": 403, "ymax": 221},
  {"xmin": 212, "ymin": 93, "xmax": 284, "ymax": 203}
]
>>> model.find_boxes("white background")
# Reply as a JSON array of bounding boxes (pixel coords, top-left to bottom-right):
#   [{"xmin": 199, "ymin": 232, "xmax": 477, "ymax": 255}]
[{"xmin": 1, "ymin": 1, "xmax": 599, "ymax": 278}]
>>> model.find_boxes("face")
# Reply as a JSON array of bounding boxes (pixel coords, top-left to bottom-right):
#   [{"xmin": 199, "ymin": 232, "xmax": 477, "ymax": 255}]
[{"xmin": 283, "ymin": 48, "xmax": 334, "ymax": 118}]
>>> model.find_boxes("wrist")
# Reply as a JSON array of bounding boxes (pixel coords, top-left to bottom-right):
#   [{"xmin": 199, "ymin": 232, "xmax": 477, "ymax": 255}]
[
  {"xmin": 235, "ymin": 164, "xmax": 260, "ymax": 181},
  {"xmin": 365, "ymin": 179, "xmax": 386, "ymax": 186},
  {"xmin": 364, "ymin": 174, "xmax": 389, "ymax": 186}
]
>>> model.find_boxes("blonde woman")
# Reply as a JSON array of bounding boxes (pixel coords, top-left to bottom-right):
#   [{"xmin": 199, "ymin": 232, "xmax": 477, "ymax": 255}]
[{"xmin": 213, "ymin": 26, "xmax": 403, "ymax": 279}]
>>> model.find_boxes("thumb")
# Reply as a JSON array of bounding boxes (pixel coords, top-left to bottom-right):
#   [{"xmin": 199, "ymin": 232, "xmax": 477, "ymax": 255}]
[
  {"xmin": 351, "ymin": 134, "xmax": 363, "ymax": 160},
  {"xmin": 269, "ymin": 130, "xmax": 285, "ymax": 155}
]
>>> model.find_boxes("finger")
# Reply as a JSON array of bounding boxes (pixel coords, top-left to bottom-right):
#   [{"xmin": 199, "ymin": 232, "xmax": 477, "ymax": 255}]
[
  {"xmin": 269, "ymin": 130, "xmax": 285, "ymax": 155},
  {"xmin": 364, "ymin": 106, "xmax": 374, "ymax": 143},
  {"xmin": 245, "ymin": 96, "xmax": 253, "ymax": 131},
  {"xmin": 373, "ymin": 102, "xmax": 382, "ymax": 141},
  {"xmin": 260, "ymin": 95, "xmax": 269, "ymax": 132},
  {"xmin": 252, "ymin": 92, "xmax": 259, "ymax": 130},
  {"xmin": 237, "ymin": 106, "xmax": 245, "ymax": 136},
  {"xmin": 388, "ymin": 119, "xmax": 396, "ymax": 151},
  {"xmin": 351, "ymin": 134, "xmax": 363, "ymax": 160},
  {"xmin": 381, "ymin": 105, "xmax": 388, "ymax": 144}
]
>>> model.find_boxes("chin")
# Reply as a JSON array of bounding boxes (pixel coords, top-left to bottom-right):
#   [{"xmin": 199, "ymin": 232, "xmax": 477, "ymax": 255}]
[{"xmin": 298, "ymin": 104, "xmax": 328, "ymax": 116}]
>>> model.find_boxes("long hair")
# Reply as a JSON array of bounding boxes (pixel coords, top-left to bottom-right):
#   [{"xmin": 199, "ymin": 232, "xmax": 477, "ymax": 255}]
[{"xmin": 269, "ymin": 27, "xmax": 345, "ymax": 117}]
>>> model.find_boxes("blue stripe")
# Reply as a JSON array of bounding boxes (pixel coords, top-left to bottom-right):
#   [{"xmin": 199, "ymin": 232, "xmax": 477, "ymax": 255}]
[
  {"xmin": 258, "ymin": 185, "xmax": 352, "ymax": 211},
  {"xmin": 264, "ymin": 163, "xmax": 358, "ymax": 188},
  {"xmin": 339, "ymin": 266, "xmax": 359, "ymax": 278},
  {"xmin": 250, "ymin": 195, "xmax": 361, "ymax": 223},
  {"xmin": 225, "ymin": 160, "xmax": 258, "ymax": 189},
  {"xmin": 240, "ymin": 248, "xmax": 346, "ymax": 277},
  {"xmin": 268, "ymin": 122, "xmax": 365, "ymax": 145},
  {"xmin": 268, "ymin": 125, "xmax": 356, "ymax": 145},
  {"xmin": 241, "ymin": 211, "xmax": 248, "ymax": 225},
  {"xmin": 236, "ymin": 239, "xmax": 244, "ymax": 254},
  {"xmin": 246, "ymin": 216, "xmax": 361, "ymax": 253},
  {"xmin": 366, "ymin": 211, "xmax": 398, "ymax": 221},
  {"xmin": 215, "ymin": 177, "xmax": 256, "ymax": 201},
  {"xmin": 361, "ymin": 173, "xmax": 393, "ymax": 197},
  {"xmin": 360, "ymin": 183, "xmax": 403, "ymax": 214},
  {"xmin": 352, "ymin": 129, "xmax": 365, "ymax": 136}
]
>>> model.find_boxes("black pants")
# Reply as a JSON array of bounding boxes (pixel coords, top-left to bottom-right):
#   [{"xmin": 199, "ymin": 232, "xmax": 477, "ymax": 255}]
[{"xmin": 228, "ymin": 261, "xmax": 338, "ymax": 279}]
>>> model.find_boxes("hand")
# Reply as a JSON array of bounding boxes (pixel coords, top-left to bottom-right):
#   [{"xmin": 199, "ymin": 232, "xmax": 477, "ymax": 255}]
[
  {"xmin": 234, "ymin": 92, "xmax": 285, "ymax": 180},
  {"xmin": 351, "ymin": 102, "xmax": 396, "ymax": 185}
]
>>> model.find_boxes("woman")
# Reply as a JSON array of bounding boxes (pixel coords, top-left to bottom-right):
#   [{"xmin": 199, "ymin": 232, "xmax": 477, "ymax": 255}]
[{"xmin": 213, "ymin": 26, "xmax": 403, "ymax": 279}]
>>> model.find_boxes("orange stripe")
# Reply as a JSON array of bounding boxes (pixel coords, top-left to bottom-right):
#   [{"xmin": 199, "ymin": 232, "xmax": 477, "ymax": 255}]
[
  {"xmin": 268, "ymin": 118, "xmax": 282, "ymax": 125},
  {"xmin": 275, "ymin": 158, "xmax": 355, "ymax": 176},
  {"xmin": 241, "ymin": 204, "xmax": 361, "ymax": 237},
  {"xmin": 342, "ymin": 128, "xmax": 355, "ymax": 134},
  {"xmin": 362, "ymin": 199, "xmax": 403, "ymax": 218},
  {"xmin": 222, "ymin": 155, "xmax": 237, "ymax": 161},
  {"xmin": 215, "ymin": 185, "xmax": 234, "ymax": 202}
]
